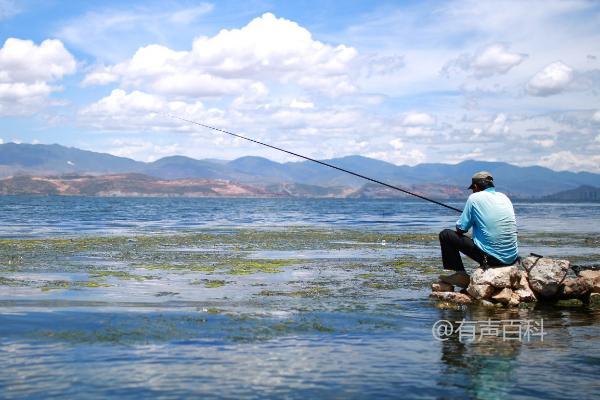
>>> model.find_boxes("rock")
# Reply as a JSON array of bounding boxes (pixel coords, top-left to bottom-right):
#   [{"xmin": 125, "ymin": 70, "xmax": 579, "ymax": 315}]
[
  {"xmin": 559, "ymin": 277, "xmax": 591, "ymax": 299},
  {"xmin": 509, "ymin": 292, "xmax": 521, "ymax": 307},
  {"xmin": 578, "ymin": 270, "xmax": 600, "ymax": 281},
  {"xmin": 429, "ymin": 291, "xmax": 473, "ymax": 305},
  {"xmin": 470, "ymin": 266, "xmax": 519, "ymax": 288},
  {"xmin": 515, "ymin": 287, "xmax": 536, "ymax": 302},
  {"xmin": 467, "ymin": 283, "xmax": 495, "ymax": 300},
  {"xmin": 431, "ymin": 282, "xmax": 454, "ymax": 292},
  {"xmin": 522, "ymin": 256, "xmax": 570, "ymax": 298},
  {"xmin": 589, "ymin": 293, "xmax": 600, "ymax": 306},
  {"xmin": 514, "ymin": 273, "xmax": 537, "ymax": 302},
  {"xmin": 578, "ymin": 270, "xmax": 600, "ymax": 293},
  {"xmin": 515, "ymin": 271, "xmax": 529, "ymax": 289},
  {"xmin": 479, "ymin": 299, "xmax": 496, "ymax": 307},
  {"xmin": 491, "ymin": 288, "xmax": 513, "ymax": 304}
]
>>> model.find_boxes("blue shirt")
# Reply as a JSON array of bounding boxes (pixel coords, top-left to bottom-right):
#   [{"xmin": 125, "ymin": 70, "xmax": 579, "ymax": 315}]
[{"xmin": 456, "ymin": 187, "xmax": 518, "ymax": 264}]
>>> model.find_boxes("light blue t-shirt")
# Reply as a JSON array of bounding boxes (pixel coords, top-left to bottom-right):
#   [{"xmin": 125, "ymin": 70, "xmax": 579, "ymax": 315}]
[{"xmin": 456, "ymin": 187, "xmax": 518, "ymax": 265}]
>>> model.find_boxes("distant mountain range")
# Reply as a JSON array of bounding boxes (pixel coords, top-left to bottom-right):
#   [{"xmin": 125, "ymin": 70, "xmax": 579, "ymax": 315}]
[{"xmin": 1, "ymin": 142, "xmax": 599, "ymax": 199}]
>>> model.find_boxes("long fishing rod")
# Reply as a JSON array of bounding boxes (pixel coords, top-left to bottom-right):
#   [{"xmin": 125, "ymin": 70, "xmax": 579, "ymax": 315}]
[{"xmin": 167, "ymin": 114, "xmax": 463, "ymax": 213}]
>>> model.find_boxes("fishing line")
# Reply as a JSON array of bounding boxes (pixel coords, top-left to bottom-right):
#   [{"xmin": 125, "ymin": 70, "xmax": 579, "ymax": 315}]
[{"xmin": 167, "ymin": 114, "xmax": 463, "ymax": 213}]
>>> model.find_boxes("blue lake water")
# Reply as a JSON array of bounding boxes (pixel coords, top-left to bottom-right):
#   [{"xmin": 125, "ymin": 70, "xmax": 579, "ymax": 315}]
[
  {"xmin": 0, "ymin": 197, "xmax": 599, "ymax": 399},
  {"xmin": 0, "ymin": 196, "xmax": 599, "ymax": 237}
]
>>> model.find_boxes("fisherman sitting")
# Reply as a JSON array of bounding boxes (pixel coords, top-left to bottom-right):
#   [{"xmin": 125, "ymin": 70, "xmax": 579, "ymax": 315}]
[{"xmin": 438, "ymin": 171, "xmax": 518, "ymax": 288}]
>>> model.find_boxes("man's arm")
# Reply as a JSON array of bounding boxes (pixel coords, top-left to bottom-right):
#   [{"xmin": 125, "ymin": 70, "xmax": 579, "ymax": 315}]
[{"xmin": 456, "ymin": 197, "xmax": 474, "ymax": 235}]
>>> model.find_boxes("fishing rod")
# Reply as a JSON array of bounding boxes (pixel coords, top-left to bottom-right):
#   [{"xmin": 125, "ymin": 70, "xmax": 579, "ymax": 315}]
[{"xmin": 167, "ymin": 114, "xmax": 463, "ymax": 213}]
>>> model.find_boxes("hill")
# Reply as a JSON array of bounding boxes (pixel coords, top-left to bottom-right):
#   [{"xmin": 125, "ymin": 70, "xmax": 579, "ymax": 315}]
[{"xmin": 1, "ymin": 143, "xmax": 599, "ymax": 198}]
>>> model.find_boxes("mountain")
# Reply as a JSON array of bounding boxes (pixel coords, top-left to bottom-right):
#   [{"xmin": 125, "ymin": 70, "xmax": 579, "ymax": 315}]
[
  {"xmin": 1, "ymin": 142, "xmax": 600, "ymax": 198},
  {"xmin": 0, "ymin": 143, "xmax": 144, "ymax": 176},
  {"xmin": 541, "ymin": 185, "xmax": 600, "ymax": 202}
]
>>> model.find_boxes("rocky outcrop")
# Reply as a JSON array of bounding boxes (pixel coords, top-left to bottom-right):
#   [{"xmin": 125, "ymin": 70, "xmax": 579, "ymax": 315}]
[
  {"xmin": 430, "ymin": 256, "xmax": 598, "ymax": 307},
  {"xmin": 431, "ymin": 282, "xmax": 454, "ymax": 292},
  {"xmin": 522, "ymin": 256, "xmax": 570, "ymax": 298},
  {"xmin": 578, "ymin": 270, "xmax": 600, "ymax": 293},
  {"xmin": 470, "ymin": 265, "xmax": 520, "ymax": 288},
  {"xmin": 429, "ymin": 291, "xmax": 472, "ymax": 305}
]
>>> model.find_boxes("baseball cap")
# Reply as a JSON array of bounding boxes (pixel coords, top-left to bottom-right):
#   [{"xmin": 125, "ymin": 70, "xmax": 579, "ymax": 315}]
[{"xmin": 468, "ymin": 171, "xmax": 493, "ymax": 189}]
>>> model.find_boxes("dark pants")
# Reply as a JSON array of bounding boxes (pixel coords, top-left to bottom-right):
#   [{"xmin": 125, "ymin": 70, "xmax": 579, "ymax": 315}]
[{"xmin": 438, "ymin": 229, "xmax": 505, "ymax": 271}]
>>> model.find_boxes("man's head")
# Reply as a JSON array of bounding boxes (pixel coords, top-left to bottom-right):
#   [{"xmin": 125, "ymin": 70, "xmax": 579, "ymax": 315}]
[{"xmin": 468, "ymin": 171, "xmax": 494, "ymax": 192}]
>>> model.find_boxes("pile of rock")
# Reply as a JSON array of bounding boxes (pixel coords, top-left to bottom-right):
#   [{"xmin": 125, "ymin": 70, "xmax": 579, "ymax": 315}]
[{"xmin": 430, "ymin": 255, "xmax": 600, "ymax": 307}]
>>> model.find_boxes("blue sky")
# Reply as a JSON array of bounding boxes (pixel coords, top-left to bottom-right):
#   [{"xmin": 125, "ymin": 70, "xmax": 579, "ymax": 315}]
[{"xmin": 1, "ymin": 0, "xmax": 599, "ymax": 172}]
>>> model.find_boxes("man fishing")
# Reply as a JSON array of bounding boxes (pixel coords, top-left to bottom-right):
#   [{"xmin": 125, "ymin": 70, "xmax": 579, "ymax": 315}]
[{"xmin": 438, "ymin": 171, "xmax": 519, "ymax": 288}]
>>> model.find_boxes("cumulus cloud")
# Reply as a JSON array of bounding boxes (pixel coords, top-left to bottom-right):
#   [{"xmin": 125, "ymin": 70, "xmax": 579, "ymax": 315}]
[
  {"xmin": 485, "ymin": 113, "xmax": 510, "ymax": 135},
  {"xmin": 83, "ymin": 13, "xmax": 358, "ymax": 98},
  {"xmin": 538, "ymin": 150, "xmax": 600, "ymax": 172},
  {"xmin": 79, "ymin": 89, "xmax": 225, "ymax": 132},
  {"xmin": 402, "ymin": 112, "xmax": 435, "ymax": 126},
  {"xmin": 441, "ymin": 43, "xmax": 527, "ymax": 78},
  {"xmin": 108, "ymin": 139, "xmax": 184, "ymax": 162},
  {"xmin": 367, "ymin": 148, "xmax": 425, "ymax": 166},
  {"xmin": 0, "ymin": 38, "xmax": 76, "ymax": 115},
  {"xmin": 526, "ymin": 61, "xmax": 573, "ymax": 96}
]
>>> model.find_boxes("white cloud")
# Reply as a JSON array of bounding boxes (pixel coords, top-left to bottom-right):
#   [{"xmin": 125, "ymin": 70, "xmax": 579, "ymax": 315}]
[
  {"xmin": 289, "ymin": 99, "xmax": 314, "ymax": 109},
  {"xmin": 402, "ymin": 112, "xmax": 435, "ymax": 126},
  {"xmin": 526, "ymin": 61, "xmax": 573, "ymax": 96},
  {"xmin": 532, "ymin": 139, "xmax": 554, "ymax": 148},
  {"xmin": 442, "ymin": 43, "xmax": 527, "ymax": 78},
  {"xmin": 538, "ymin": 150, "xmax": 600, "ymax": 172},
  {"xmin": 592, "ymin": 110, "xmax": 600, "ymax": 123},
  {"xmin": 367, "ymin": 148, "xmax": 425, "ymax": 166},
  {"xmin": 486, "ymin": 113, "xmax": 509, "ymax": 135},
  {"xmin": 0, "ymin": 38, "xmax": 76, "ymax": 115},
  {"xmin": 389, "ymin": 138, "xmax": 404, "ymax": 150},
  {"xmin": 108, "ymin": 139, "xmax": 184, "ymax": 162},
  {"xmin": 83, "ymin": 13, "xmax": 358, "ymax": 98},
  {"xmin": 79, "ymin": 89, "xmax": 225, "ymax": 132}
]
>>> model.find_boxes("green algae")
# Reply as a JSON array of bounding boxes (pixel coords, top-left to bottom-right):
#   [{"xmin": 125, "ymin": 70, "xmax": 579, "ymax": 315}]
[
  {"xmin": 224, "ymin": 259, "xmax": 292, "ymax": 275},
  {"xmin": 202, "ymin": 279, "xmax": 227, "ymax": 288},
  {"xmin": 362, "ymin": 281, "xmax": 399, "ymax": 290},
  {"xmin": 41, "ymin": 280, "xmax": 112, "ymax": 291},
  {"xmin": 357, "ymin": 273, "xmax": 381, "ymax": 279},
  {"xmin": 258, "ymin": 286, "xmax": 332, "ymax": 298},
  {"xmin": 90, "ymin": 270, "xmax": 154, "ymax": 281}
]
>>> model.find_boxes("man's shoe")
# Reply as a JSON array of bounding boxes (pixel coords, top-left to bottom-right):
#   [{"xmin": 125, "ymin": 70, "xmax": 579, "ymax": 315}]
[{"xmin": 439, "ymin": 271, "xmax": 470, "ymax": 288}]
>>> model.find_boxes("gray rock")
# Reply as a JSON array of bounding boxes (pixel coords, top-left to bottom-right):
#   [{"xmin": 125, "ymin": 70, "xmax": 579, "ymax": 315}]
[
  {"xmin": 467, "ymin": 283, "xmax": 495, "ymax": 300},
  {"xmin": 559, "ymin": 277, "xmax": 591, "ymax": 299},
  {"xmin": 514, "ymin": 272, "xmax": 537, "ymax": 302},
  {"xmin": 430, "ymin": 291, "xmax": 472, "ymax": 305},
  {"xmin": 522, "ymin": 256, "xmax": 570, "ymax": 298},
  {"xmin": 509, "ymin": 292, "xmax": 521, "ymax": 307},
  {"xmin": 431, "ymin": 282, "xmax": 454, "ymax": 292},
  {"xmin": 491, "ymin": 287, "xmax": 513, "ymax": 304},
  {"xmin": 470, "ymin": 266, "xmax": 519, "ymax": 288}
]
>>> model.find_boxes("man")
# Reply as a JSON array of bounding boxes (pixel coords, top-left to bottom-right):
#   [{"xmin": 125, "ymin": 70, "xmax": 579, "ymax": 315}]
[{"xmin": 438, "ymin": 171, "xmax": 518, "ymax": 288}]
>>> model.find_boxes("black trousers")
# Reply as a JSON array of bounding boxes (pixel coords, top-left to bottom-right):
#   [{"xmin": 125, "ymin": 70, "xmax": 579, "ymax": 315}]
[{"xmin": 438, "ymin": 229, "xmax": 505, "ymax": 271}]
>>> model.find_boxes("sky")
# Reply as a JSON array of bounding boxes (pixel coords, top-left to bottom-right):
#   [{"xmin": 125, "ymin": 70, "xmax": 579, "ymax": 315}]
[{"xmin": 1, "ymin": 0, "xmax": 599, "ymax": 172}]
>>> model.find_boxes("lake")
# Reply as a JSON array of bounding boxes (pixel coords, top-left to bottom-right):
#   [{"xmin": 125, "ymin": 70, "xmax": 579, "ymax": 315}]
[{"xmin": 0, "ymin": 197, "xmax": 598, "ymax": 399}]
